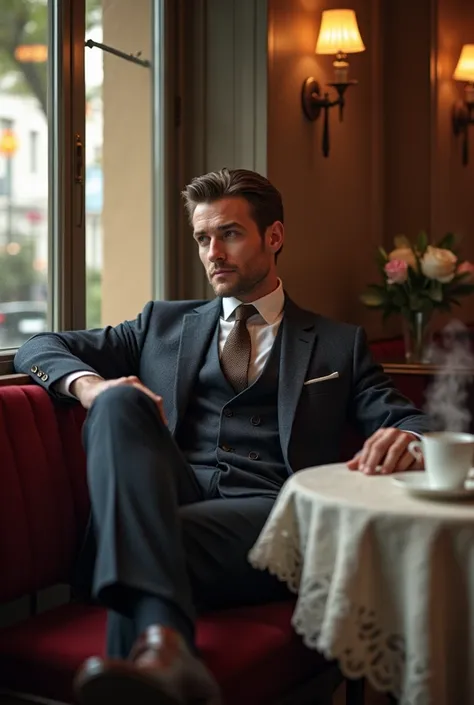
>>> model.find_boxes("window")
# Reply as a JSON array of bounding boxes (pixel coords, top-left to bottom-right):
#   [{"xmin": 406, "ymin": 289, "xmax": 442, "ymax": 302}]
[
  {"xmin": 0, "ymin": 1, "xmax": 49, "ymax": 350},
  {"xmin": 0, "ymin": 0, "xmax": 170, "ymax": 358}
]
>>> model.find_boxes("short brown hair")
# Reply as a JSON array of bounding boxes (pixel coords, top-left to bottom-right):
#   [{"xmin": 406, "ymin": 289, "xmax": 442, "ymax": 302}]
[{"xmin": 182, "ymin": 168, "xmax": 284, "ymax": 236}]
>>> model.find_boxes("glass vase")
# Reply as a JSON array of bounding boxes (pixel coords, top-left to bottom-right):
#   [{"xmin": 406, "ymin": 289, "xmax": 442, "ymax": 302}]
[{"xmin": 402, "ymin": 311, "xmax": 433, "ymax": 364}]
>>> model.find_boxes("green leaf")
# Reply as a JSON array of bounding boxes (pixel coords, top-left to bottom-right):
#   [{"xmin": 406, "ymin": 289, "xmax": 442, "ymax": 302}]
[
  {"xmin": 415, "ymin": 230, "xmax": 428, "ymax": 254},
  {"xmin": 393, "ymin": 234, "xmax": 411, "ymax": 249},
  {"xmin": 428, "ymin": 280, "xmax": 443, "ymax": 302},
  {"xmin": 375, "ymin": 247, "xmax": 388, "ymax": 270},
  {"xmin": 391, "ymin": 287, "xmax": 409, "ymax": 308},
  {"xmin": 360, "ymin": 292, "xmax": 385, "ymax": 307},
  {"xmin": 436, "ymin": 232, "xmax": 456, "ymax": 251}
]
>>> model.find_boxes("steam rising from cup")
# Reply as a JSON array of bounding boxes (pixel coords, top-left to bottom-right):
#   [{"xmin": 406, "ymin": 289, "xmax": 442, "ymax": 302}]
[{"xmin": 424, "ymin": 320, "xmax": 474, "ymax": 432}]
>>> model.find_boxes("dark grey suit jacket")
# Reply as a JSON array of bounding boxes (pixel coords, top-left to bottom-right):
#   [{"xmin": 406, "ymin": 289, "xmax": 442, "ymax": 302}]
[{"xmin": 14, "ymin": 295, "xmax": 430, "ymax": 473}]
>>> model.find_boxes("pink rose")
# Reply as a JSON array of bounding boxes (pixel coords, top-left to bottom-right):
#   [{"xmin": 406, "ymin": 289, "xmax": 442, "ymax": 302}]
[
  {"xmin": 388, "ymin": 247, "xmax": 416, "ymax": 269},
  {"xmin": 457, "ymin": 261, "xmax": 474, "ymax": 280},
  {"xmin": 384, "ymin": 259, "xmax": 408, "ymax": 284}
]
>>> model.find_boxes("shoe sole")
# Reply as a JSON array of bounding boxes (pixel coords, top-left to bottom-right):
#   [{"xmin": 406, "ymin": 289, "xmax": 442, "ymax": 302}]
[{"xmin": 75, "ymin": 670, "xmax": 180, "ymax": 705}]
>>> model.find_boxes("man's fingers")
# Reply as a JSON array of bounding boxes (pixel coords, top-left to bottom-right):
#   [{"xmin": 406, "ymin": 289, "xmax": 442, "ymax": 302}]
[
  {"xmin": 359, "ymin": 429, "xmax": 400, "ymax": 474},
  {"xmin": 155, "ymin": 396, "xmax": 168, "ymax": 425},
  {"xmin": 131, "ymin": 382, "xmax": 168, "ymax": 425},
  {"xmin": 347, "ymin": 429, "xmax": 419, "ymax": 475},
  {"xmin": 379, "ymin": 434, "xmax": 413, "ymax": 474},
  {"xmin": 347, "ymin": 455, "xmax": 360, "ymax": 470},
  {"xmin": 392, "ymin": 449, "xmax": 417, "ymax": 472},
  {"xmin": 356, "ymin": 428, "xmax": 389, "ymax": 466}
]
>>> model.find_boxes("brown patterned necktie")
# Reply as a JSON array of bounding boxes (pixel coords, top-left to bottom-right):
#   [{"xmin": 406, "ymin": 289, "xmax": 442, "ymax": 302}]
[{"xmin": 220, "ymin": 304, "xmax": 257, "ymax": 393}]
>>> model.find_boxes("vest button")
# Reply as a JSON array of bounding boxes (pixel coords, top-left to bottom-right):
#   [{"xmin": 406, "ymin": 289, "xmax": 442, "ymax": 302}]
[
  {"xmin": 250, "ymin": 415, "xmax": 261, "ymax": 426},
  {"xmin": 248, "ymin": 451, "xmax": 260, "ymax": 460},
  {"xmin": 220, "ymin": 444, "xmax": 233, "ymax": 452},
  {"xmin": 223, "ymin": 408, "xmax": 233, "ymax": 417}
]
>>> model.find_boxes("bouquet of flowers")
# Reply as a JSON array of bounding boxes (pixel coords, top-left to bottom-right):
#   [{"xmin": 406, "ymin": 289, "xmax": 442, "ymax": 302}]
[{"xmin": 361, "ymin": 231, "xmax": 474, "ymax": 323}]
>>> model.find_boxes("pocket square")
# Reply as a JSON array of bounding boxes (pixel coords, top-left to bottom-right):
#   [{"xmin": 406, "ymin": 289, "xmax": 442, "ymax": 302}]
[{"xmin": 304, "ymin": 371, "xmax": 339, "ymax": 386}]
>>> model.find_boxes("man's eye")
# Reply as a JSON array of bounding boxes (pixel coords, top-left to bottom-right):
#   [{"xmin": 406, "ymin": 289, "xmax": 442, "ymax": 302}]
[
  {"xmin": 224, "ymin": 230, "xmax": 237, "ymax": 238},
  {"xmin": 197, "ymin": 236, "xmax": 208, "ymax": 245}
]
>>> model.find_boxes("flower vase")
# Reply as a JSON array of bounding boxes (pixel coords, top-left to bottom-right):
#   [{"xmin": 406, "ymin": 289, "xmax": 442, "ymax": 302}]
[{"xmin": 402, "ymin": 311, "xmax": 433, "ymax": 364}]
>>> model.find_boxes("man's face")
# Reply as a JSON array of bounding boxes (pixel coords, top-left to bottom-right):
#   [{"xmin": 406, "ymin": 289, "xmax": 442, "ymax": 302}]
[{"xmin": 192, "ymin": 197, "xmax": 283, "ymax": 301}]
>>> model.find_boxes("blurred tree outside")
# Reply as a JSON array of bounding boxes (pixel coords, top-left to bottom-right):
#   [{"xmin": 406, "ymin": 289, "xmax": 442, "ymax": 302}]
[
  {"xmin": 0, "ymin": 241, "xmax": 45, "ymax": 302},
  {"xmin": 0, "ymin": 0, "xmax": 101, "ymax": 115}
]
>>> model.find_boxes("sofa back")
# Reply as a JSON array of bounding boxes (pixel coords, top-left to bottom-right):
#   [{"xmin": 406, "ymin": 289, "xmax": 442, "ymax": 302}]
[{"xmin": 0, "ymin": 385, "xmax": 88, "ymax": 603}]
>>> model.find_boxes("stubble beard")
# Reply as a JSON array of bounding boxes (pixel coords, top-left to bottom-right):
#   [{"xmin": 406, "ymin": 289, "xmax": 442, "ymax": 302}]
[{"xmin": 208, "ymin": 264, "xmax": 271, "ymax": 299}]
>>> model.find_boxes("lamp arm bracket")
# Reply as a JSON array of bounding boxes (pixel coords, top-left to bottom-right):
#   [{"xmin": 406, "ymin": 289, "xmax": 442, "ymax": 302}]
[
  {"xmin": 452, "ymin": 99, "xmax": 474, "ymax": 166},
  {"xmin": 301, "ymin": 77, "xmax": 357, "ymax": 157}
]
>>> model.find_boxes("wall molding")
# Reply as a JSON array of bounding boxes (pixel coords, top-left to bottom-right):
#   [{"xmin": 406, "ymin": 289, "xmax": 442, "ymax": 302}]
[{"xmin": 175, "ymin": 0, "xmax": 269, "ymax": 300}]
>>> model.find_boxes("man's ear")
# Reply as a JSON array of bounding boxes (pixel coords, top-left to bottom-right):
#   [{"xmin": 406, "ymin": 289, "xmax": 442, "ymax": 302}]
[{"xmin": 268, "ymin": 221, "xmax": 284, "ymax": 255}]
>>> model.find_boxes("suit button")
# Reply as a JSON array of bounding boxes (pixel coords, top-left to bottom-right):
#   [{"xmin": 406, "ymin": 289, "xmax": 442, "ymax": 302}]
[
  {"xmin": 41, "ymin": 374, "xmax": 49, "ymax": 381},
  {"xmin": 248, "ymin": 451, "xmax": 260, "ymax": 460},
  {"xmin": 220, "ymin": 444, "xmax": 233, "ymax": 452},
  {"xmin": 250, "ymin": 415, "xmax": 261, "ymax": 426},
  {"xmin": 36, "ymin": 371, "xmax": 42, "ymax": 377},
  {"xmin": 31, "ymin": 366, "xmax": 38, "ymax": 373},
  {"xmin": 223, "ymin": 408, "xmax": 233, "ymax": 418}
]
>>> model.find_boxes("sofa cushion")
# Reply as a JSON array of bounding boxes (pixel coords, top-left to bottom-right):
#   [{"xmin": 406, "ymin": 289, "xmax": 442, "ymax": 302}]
[
  {"xmin": 0, "ymin": 601, "xmax": 331, "ymax": 705},
  {"xmin": 0, "ymin": 386, "xmax": 88, "ymax": 602}
]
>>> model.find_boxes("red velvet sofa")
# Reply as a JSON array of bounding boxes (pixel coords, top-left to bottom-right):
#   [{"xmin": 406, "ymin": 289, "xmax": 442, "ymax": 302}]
[{"xmin": 0, "ymin": 384, "xmax": 351, "ymax": 705}]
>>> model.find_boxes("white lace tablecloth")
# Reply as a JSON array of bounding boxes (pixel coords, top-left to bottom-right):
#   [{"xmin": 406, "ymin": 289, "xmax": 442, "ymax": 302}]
[{"xmin": 248, "ymin": 463, "xmax": 474, "ymax": 705}]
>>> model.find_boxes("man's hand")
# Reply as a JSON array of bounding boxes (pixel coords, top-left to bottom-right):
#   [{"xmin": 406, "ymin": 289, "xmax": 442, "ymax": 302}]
[
  {"xmin": 346, "ymin": 427, "xmax": 422, "ymax": 475},
  {"xmin": 71, "ymin": 375, "xmax": 167, "ymax": 425}
]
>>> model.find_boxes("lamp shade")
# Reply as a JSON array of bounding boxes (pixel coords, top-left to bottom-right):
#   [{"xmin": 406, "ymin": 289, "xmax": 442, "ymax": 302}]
[
  {"xmin": 315, "ymin": 9, "xmax": 365, "ymax": 55},
  {"xmin": 453, "ymin": 44, "xmax": 474, "ymax": 82}
]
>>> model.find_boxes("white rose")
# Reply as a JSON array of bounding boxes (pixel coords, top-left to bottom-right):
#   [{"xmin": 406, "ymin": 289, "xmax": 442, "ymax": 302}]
[
  {"xmin": 421, "ymin": 246, "xmax": 457, "ymax": 283},
  {"xmin": 388, "ymin": 247, "xmax": 416, "ymax": 269}
]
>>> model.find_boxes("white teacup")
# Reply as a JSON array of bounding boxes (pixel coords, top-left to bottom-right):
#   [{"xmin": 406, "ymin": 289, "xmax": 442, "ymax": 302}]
[{"xmin": 408, "ymin": 432, "xmax": 474, "ymax": 490}]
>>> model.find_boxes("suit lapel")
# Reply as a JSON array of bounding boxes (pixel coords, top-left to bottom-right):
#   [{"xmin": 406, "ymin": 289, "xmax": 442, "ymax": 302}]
[
  {"xmin": 168, "ymin": 298, "xmax": 221, "ymax": 435},
  {"xmin": 278, "ymin": 298, "xmax": 318, "ymax": 467}
]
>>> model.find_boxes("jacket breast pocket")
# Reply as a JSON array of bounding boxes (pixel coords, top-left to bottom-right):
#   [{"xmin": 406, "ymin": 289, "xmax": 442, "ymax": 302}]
[{"xmin": 303, "ymin": 378, "xmax": 341, "ymax": 397}]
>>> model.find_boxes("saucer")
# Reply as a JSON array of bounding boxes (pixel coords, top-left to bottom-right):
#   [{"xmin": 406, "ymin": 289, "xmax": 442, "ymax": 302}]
[{"xmin": 391, "ymin": 471, "xmax": 474, "ymax": 501}]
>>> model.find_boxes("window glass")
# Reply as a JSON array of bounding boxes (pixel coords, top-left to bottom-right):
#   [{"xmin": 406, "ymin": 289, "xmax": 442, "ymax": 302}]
[{"xmin": 0, "ymin": 1, "xmax": 49, "ymax": 348}]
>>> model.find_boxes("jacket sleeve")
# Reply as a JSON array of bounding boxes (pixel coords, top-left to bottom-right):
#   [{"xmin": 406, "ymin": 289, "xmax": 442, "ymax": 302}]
[
  {"xmin": 349, "ymin": 326, "xmax": 432, "ymax": 437},
  {"xmin": 13, "ymin": 301, "xmax": 155, "ymax": 398}
]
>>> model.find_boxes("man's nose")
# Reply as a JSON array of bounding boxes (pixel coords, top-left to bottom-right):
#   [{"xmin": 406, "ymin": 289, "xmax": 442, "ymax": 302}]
[{"xmin": 208, "ymin": 239, "xmax": 225, "ymax": 261}]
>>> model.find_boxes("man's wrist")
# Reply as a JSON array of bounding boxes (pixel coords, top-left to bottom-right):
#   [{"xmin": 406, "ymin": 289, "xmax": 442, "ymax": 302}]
[{"xmin": 71, "ymin": 374, "xmax": 104, "ymax": 401}]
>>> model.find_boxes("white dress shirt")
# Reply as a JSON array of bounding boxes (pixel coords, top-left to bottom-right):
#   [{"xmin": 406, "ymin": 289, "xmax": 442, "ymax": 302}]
[
  {"xmin": 58, "ymin": 280, "xmax": 285, "ymax": 397},
  {"xmin": 219, "ymin": 280, "xmax": 284, "ymax": 384}
]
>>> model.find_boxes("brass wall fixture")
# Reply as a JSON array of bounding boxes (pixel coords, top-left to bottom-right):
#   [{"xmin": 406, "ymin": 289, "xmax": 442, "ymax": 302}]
[{"xmin": 302, "ymin": 9, "xmax": 365, "ymax": 158}]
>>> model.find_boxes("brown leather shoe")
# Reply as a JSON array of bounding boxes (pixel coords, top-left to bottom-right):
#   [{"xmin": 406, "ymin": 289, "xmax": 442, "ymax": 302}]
[{"xmin": 74, "ymin": 625, "xmax": 222, "ymax": 705}]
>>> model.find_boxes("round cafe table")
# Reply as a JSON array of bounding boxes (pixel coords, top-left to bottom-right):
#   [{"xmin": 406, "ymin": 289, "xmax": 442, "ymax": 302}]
[{"xmin": 248, "ymin": 463, "xmax": 474, "ymax": 705}]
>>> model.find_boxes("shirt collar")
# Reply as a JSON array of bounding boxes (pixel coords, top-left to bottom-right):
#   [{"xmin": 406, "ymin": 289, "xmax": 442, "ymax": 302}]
[{"xmin": 221, "ymin": 279, "xmax": 284, "ymax": 324}]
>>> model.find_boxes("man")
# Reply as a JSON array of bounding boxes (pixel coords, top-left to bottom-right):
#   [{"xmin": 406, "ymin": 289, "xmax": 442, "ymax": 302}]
[{"xmin": 14, "ymin": 168, "xmax": 429, "ymax": 705}]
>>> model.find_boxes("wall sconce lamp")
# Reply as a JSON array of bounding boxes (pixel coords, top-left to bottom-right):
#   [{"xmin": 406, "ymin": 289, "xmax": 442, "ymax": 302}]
[
  {"xmin": 452, "ymin": 44, "xmax": 474, "ymax": 166},
  {"xmin": 302, "ymin": 8, "xmax": 365, "ymax": 157}
]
